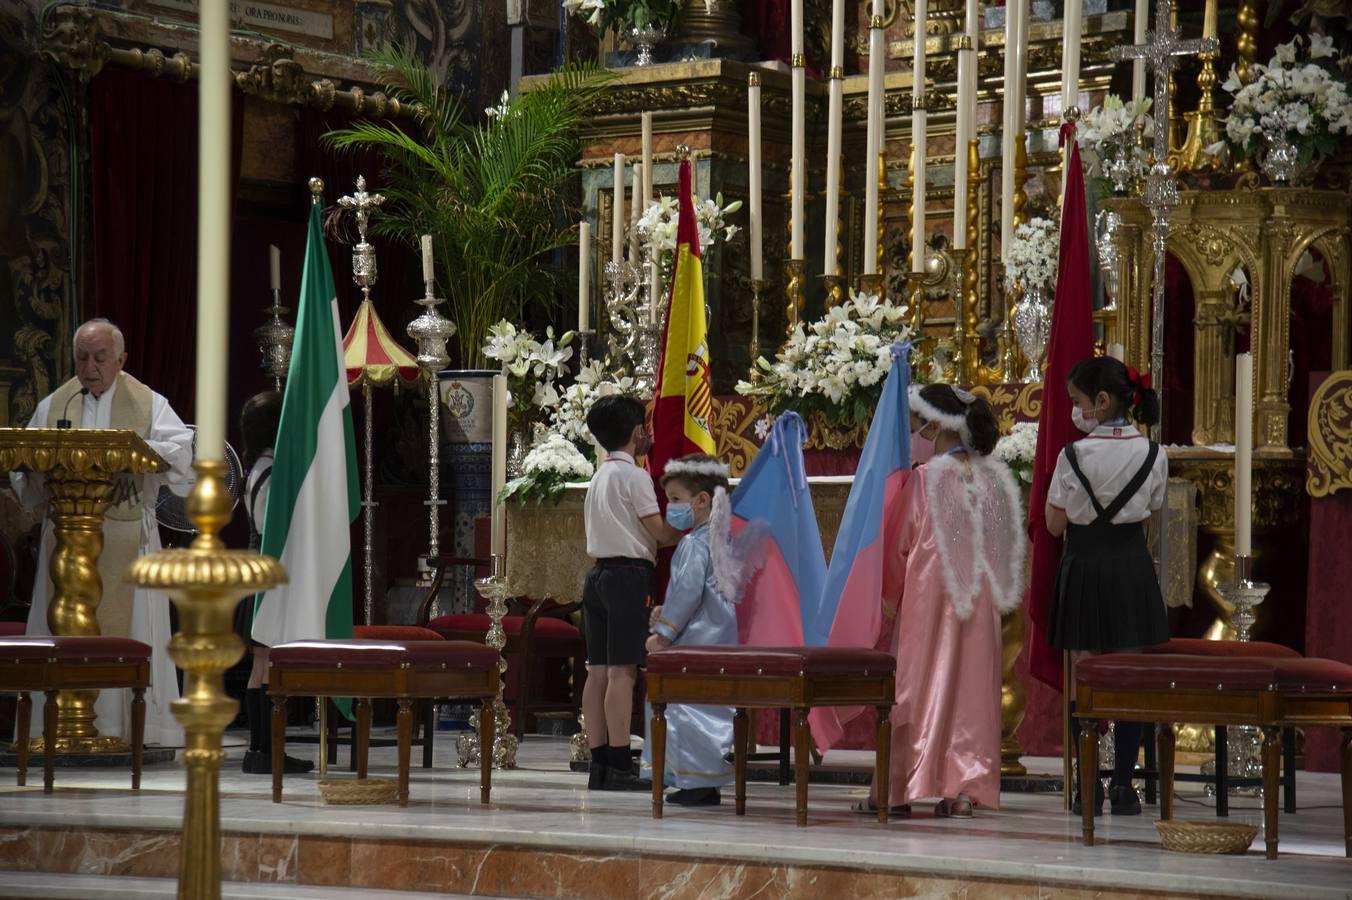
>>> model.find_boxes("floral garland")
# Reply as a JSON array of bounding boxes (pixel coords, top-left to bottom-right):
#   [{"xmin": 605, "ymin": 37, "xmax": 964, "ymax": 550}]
[
  {"xmin": 499, "ymin": 433, "xmax": 596, "ymax": 506},
  {"xmin": 481, "ymin": 321, "xmax": 575, "ymax": 432},
  {"xmin": 1003, "ymin": 217, "xmax": 1058, "ymax": 294},
  {"xmin": 735, "ymin": 290, "xmax": 913, "ymax": 431},
  {"xmin": 1221, "ymin": 35, "xmax": 1352, "ymax": 167},
  {"xmin": 992, "ymin": 421, "xmax": 1038, "ymax": 485}
]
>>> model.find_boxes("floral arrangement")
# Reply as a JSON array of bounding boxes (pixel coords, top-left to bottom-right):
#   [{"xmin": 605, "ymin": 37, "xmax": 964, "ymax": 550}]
[
  {"xmin": 498, "ymin": 432, "xmax": 596, "ymax": 506},
  {"xmin": 1003, "ymin": 217, "xmax": 1059, "ymax": 294},
  {"xmin": 636, "ymin": 192, "xmax": 742, "ymax": 264},
  {"xmin": 1221, "ymin": 35, "xmax": 1352, "ymax": 169},
  {"xmin": 562, "ymin": 0, "xmax": 687, "ymax": 35},
  {"xmin": 548, "ymin": 360, "xmax": 637, "ymax": 461},
  {"xmin": 735, "ymin": 290, "xmax": 913, "ymax": 430},
  {"xmin": 1079, "ymin": 95, "xmax": 1153, "ymax": 191},
  {"xmin": 992, "ymin": 421, "xmax": 1038, "ymax": 485},
  {"xmin": 481, "ymin": 321, "xmax": 575, "ymax": 431}
]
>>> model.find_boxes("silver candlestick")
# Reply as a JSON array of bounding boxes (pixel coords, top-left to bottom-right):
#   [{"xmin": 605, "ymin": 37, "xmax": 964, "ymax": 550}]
[
  {"xmin": 407, "ymin": 262, "xmax": 456, "ymax": 565},
  {"xmin": 456, "ymin": 555, "xmax": 520, "ymax": 769},
  {"xmin": 254, "ymin": 289, "xmax": 294, "ymax": 391},
  {"xmin": 339, "ymin": 175, "xmax": 386, "ymax": 626},
  {"xmin": 1202, "ymin": 555, "xmax": 1271, "ymax": 796}
]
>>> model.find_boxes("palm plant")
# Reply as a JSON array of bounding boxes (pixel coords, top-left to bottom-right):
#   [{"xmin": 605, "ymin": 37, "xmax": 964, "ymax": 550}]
[{"xmin": 325, "ymin": 49, "xmax": 612, "ymax": 367}]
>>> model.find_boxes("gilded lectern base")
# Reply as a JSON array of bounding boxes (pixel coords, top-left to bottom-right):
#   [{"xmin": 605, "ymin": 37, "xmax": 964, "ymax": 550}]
[{"xmin": 25, "ymin": 734, "xmax": 128, "ymax": 754}]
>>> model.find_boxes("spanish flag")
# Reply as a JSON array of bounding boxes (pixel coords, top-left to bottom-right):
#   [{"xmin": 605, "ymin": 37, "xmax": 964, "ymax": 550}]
[{"xmin": 649, "ymin": 158, "xmax": 716, "ymax": 480}]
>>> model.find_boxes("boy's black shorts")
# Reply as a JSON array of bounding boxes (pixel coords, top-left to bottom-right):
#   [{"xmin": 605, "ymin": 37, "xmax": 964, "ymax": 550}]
[{"xmin": 582, "ymin": 557, "xmax": 656, "ymax": 667}]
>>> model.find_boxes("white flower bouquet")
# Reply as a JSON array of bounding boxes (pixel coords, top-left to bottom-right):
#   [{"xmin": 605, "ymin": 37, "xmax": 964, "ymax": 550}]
[
  {"xmin": 482, "ymin": 320, "xmax": 575, "ymax": 431},
  {"xmin": 1080, "ymin": 95, "xmax": 1153, "ymax": 192},
  {"xmin": 636, "ymin": 192, "xmax": 742, "ymax": 264},
  {"xmin": 1004, "ymin": 217, "xmax": 1059, "ymax": 294},
  {"xmin": 548, "ymin": 360, "xmax": 637, "ymax": 461},
  {"xmin": 1221, "ymin": 35, "xmax": 1352, "ymax": 170},
  {"xmin": 993, "ymin": 421, "xmax": 1038, "ymax": 485},
  {"xmin": 561, "ymin": 0, "xmax": 687, "ymax": 34},
  {"xmin": 736, "ymin": 290, "xmax": 913, "ymax": 430},
  {"xmin": 499, "ymin": 432, "xmax": 596, "ymax": 505}
]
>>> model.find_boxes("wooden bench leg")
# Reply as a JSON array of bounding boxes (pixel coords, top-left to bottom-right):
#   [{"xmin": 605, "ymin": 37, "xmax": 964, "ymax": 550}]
[
  {"xmin": 1340, "ymin": 728, "xmax": 1351, "ymax": 859},
  {"xmin": 733, "ymin": 708, "xmax": 748, "ymax": 816},
  {"xmin": 355, "ymin": 699, "xmax": 371, "ymax": 780},
  {"xmin": 1079, "ymin": 723, "xmax": 1097, "ymax": 846},
  {"xmin": 874, "ymin": 705, "xmax": 891, "ymax": 825},
  {"xmin": 794, "ymin": 707, "xmax": 810, "ymax": 828},
  {"xmin": 1158, "ymin": 722, "xmax": 1175, "ymax": 821},
  {"xmin": 271, "ymin": 693, "xmax": 287, "ymax": 803},
  {"xmin": 43, "ymin": 690, "xmax": 56, "ymax": 794},
  {"xmin": 651, "ymin": 702, "xmax": 666, "ymax": 819},
  {"xmin": 15, "ymin": 692, "xmax": 30, "ymax": 788},
  {"xmin": 131, "ymin": 687, "xmax": 146, "ymax": 791},
  {"xmin": 396, "ymin": 699, "xmax": 413, "ymax": 807},
  {"xmin": 1262, "ymin": 726, "xmax": 1281, "ymax": 860},
  {"xmin": 479, "ymin": 699, "xmax": 494, "ymax": 805}
]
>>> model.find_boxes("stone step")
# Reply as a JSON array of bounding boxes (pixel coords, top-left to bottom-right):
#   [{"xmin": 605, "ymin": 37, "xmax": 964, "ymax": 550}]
[{"xmin": 0, "ymin": 872, "xmax": 506, "ymax": 900}]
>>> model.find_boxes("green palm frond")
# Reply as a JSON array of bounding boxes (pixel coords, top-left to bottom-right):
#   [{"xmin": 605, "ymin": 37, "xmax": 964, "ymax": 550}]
[{"xmin": 324, "ymin": 53, "xmax": 613, "ymax": 366}]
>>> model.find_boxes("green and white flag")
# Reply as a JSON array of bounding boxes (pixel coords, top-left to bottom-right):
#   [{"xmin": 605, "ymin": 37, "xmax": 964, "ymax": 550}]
[{"xmin": 253, "ymin": 197, "xmax": 360, "ymax": 651}]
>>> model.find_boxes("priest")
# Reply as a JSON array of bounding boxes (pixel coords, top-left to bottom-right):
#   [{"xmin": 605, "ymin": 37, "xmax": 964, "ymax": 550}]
[{"xmin": 10, "ymin": 318, "xmax": 194, "ymax": 747}]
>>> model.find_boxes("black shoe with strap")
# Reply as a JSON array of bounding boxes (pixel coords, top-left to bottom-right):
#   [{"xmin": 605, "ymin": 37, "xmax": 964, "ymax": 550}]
[{"xmin": 1109, "ymin": 784, "xmax": 1142, "ymax": 815}]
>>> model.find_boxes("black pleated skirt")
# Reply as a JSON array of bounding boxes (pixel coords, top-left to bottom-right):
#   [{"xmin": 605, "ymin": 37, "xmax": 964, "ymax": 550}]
[{"xmin": 1048, "ymin": 520, "xmax": 1169, "ymax": 652}]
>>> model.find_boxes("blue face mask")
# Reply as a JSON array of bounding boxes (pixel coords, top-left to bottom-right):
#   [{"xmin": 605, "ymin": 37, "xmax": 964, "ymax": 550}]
[{"xmin": 665, "ymin": 502, "xmax": 695, "ymax": 531}]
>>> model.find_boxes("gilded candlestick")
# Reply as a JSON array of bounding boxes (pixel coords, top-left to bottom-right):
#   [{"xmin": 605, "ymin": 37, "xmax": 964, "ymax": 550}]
[
  {"xmin": 784, "ymin": 258, "xmax": 806, "ymax": 336},
  {"xmin": 749, "ymin": 278, "xmax": 768, "ymax": 380}
]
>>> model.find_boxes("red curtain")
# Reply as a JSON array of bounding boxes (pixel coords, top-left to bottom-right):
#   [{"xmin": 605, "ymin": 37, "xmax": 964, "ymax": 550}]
[{"xmin": 89, "ymin": 67, "xmax": 244, "ymax": 423}]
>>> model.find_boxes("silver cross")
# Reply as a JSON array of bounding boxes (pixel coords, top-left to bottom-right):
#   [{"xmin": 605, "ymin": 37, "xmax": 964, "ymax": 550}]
[{"xmin": 337, "ymin": 175, "xmax": 385, "ymax": 244}]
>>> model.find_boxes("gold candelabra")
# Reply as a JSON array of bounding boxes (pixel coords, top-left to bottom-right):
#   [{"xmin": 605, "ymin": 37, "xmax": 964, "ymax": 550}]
[
  {"xmin": 962, "ymin": 139, "xmax": 981, "ymax": 384},
  {"xmin": 1178, "ymin": 0, "xmax": 1222, "ymax": 174},
  {"xmin": 749, "ymin": 278, "xmax": 768, "ymax": 379},
  {"xmin": 456, "ymin": 555, "xmax": 520, "ymax": 769},
  {"xmin": 784, "ymin": 258, "xmax": 806, "ymax": 335},
  {"xmin": 1235, "ymin": 0, "xmax": 1260, "ymax": 84},
  {"xmin": 129, "ymin": 461, "xmax": 286, "ymax": 899}
]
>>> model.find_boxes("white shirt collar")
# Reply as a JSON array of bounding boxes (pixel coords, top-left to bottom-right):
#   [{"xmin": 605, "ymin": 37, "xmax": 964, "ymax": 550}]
[
  {"xmin": 606, "ymin": 451, "xmax": 636, "ymax": 465},
  {"xmin": 1091, "ymin": 421, "xmax": 1140, "ymax": 439}
]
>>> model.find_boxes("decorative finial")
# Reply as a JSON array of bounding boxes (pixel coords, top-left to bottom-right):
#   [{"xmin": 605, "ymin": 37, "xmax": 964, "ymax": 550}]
[
  {"xmin": 308, "ymin": 177, "xmax": 324, "ymax": 204},
  {"xmin": 677, "ymin": 144, "xmax": 691, "ymax": 161},
  {"xmin": 1065, "ymin": 106, "xmax": 1081, "ymax": 123}
]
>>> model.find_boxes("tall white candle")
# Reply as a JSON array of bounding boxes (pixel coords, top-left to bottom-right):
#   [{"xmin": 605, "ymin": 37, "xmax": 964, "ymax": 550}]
[
  {"xmin": 641, "ymin": 112, "xmax": 654, "ymax": 208},
  {"xmin": 269, "ymin": 244, "xmax": 281, "ymax": 292},
  {"xmin": 421, "ymin": 234, "xmax": 434, "ymax": 284},
  {"xmin": 1131, "ymin": 0, "xmax": 1147, "ymax": 103},
  {"xmin": 862, "ymin": 0, "xmax": 886, "ymax": 275},
  {"xmin": 630, "ymin": 162, "xmax": 644, "ymax": 264},
  {"xmin": 612, "ymin": 152, "xmax": 625, "ymax": 265},
  {"xmin": 1234, "ymin": 352, "xmax": 1254, "ymax": 557},
  {"xmin": 790, "ymin": 0, "xmax": 805, "ymax": 260},
  {"xmin": 1062, "ymin": 0, "xmax": 1083, "ymax": 115},
  {"xmin": 1000, "ymin": 0, "xmax": 1029, "ymax": 261},
  {"xmin": 748, "ymin": 73, "xmax": 764, "ymax": 282},
  {"xmin": 824, "ymin": 0, "xmax": 846, "ymax": 276},
  {"xmin": 491, "ymin": 373, "xmax": 508, "ymax": 558},
  {"xmin": 578, "ymin": 221, "xmax": 591, "ymax": 333},
  {"xmin": 952, "ymin": 0, "xmax": 977, "ymax": 250},
  {"xmin": 911, "ymin": 0, "xmax": 928, "ymax": 275},
  {"xmin": 195, "ymin": 0, "xmax": 230, "ymax": 459}
]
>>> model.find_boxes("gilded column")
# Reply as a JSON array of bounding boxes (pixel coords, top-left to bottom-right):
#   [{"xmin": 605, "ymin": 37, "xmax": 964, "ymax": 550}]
[
  {"xmin": 1254, "ymin": 215, "xmax": 1293, "ymax": 453},
  {"xmin": 1191, "ymin": 288, "xmax": 1234, "ymax": 446}
]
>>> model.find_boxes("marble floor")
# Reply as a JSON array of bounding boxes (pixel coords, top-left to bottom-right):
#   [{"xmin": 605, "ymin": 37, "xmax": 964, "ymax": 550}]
[{"xmin": 0, "ymin": 731, "xmax": 1348, "ymax": 899}]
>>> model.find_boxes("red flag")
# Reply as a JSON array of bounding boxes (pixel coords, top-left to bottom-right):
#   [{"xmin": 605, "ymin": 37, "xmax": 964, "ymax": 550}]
[{"xmin": 1026, "ymin": 122, "xmax": 1096, "ymax": 689}]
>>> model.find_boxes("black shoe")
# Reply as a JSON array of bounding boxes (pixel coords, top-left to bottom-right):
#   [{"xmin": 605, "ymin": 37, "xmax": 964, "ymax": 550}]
[
  {"xmin": 1071, "ymin": 778, "xmax": 1104, "ymax": 817},
  {"xmin": 1110, "ymin": 785, "xmax": 1142, "ymax": 816},
  {"xmin": 242, "ymin": 750, "xmax": 314, "ymax": 775},
  {"xmin": 601, "ymin": 766, "xmax": 652, "ymax": 792},
  {"xmin": 587, "ymin": 759, "xmax": 608, "ymax": 791},
  {"xmin": 667, "ymin": 787, "xmax": 720, "ymax": 807}
]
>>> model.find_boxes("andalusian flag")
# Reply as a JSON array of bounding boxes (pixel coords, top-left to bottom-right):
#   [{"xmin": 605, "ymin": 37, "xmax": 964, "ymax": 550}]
[
  {"xmin": 650, "ymin": 158, "xmax": 716, "ymax": 480},
  {"xmin": 253, "ymin": 196, "xmax": 361, "ymax": 655}
]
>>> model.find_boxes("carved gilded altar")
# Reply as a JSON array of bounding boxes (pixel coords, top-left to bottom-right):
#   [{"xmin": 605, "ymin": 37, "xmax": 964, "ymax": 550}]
[
  {"xmin": 1307, "ymin": 370, "xmax": 1352, "ymax": 499},
  {"xmin": 1103, "ymin": 189, "xmax": 1352, "ymax": 452}
]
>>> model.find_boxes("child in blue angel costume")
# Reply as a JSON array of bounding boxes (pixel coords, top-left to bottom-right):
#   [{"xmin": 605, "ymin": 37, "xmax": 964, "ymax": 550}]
[{"xmin": 640, "ymin": 453, "xmax": 739, "ymax": 807}]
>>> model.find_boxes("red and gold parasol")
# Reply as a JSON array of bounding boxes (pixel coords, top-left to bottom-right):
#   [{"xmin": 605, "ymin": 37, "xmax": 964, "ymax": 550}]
[{"xmin": 343, "ymin": 298, "xmax": 421, "ymax": 387}]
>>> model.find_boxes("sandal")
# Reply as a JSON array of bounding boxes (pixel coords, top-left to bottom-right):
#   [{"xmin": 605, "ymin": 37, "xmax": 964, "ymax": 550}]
[
  {"xmin": 934, "ymin": 795, "xmax": 974, "ymax": 818},
  {"xmin": 851, "ymin": 799, "xmax": 912, "ymax": 817}
]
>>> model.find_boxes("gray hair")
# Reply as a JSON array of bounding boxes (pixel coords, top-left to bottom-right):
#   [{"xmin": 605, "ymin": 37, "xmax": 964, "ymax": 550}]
[{"xmin": 74, "ymin": 318, "xmax": 126, "ymax": 357}]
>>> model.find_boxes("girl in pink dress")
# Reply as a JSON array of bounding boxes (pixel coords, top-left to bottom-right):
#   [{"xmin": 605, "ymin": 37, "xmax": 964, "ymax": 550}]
[{"xmin": 865, "ymin": 384, "xmax": 1025, "ymax": 816}]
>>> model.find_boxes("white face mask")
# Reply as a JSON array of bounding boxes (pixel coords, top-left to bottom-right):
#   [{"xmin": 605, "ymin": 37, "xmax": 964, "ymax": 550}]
[
  {"xmin": 911, "ymin": 422, "xmax": 937, "ymax": 465},
  {"xmin": 1071, "ymin": 406, "xmax": 1099, "ymax": 434}
]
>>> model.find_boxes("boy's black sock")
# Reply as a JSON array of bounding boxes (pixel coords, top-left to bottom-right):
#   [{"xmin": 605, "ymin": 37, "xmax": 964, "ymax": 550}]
[{"xmin": 1111, "ymin": 720, "xmax": 1144, "ymax": 789}]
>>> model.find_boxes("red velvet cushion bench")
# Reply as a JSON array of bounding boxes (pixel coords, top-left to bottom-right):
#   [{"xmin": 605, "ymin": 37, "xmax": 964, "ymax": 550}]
[
  {"xmin": 1074, "ymin": 653, "xmax": 1352, "ymax": 859},
  {"xmin": 646, "ymin": 646, "xmax": 896, "ymax": 827},
  {"xmin": 268, "ymin": 638, "xmax": 501, "ymax": 807},
  {"xmin": 0, "ymin": 636, "xmax": 150, "ymax": 793}
]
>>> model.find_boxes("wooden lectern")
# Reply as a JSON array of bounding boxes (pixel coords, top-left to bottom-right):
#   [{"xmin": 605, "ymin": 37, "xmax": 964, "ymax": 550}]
[{"xmin": 0, "ymin": 428, "xmax": 166, "ymax": 753}]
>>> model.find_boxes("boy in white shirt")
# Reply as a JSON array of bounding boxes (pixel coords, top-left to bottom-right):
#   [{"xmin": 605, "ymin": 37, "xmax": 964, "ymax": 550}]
[{"xmin": 582, "ymin": 395, "xmax": 681, "ymax": 790}]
